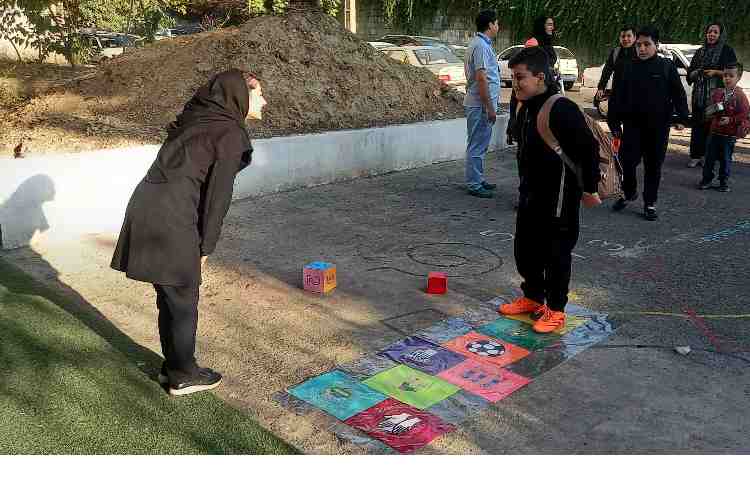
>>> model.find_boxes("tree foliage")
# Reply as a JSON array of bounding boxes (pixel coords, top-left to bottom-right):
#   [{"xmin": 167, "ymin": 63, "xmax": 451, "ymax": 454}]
[{"xmin": 380, "ymin": 0, "xmax": 750, "ymax": 62}]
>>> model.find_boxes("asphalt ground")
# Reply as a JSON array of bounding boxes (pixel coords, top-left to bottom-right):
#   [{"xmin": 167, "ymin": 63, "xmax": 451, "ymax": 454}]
[{"xmin": 2, "ymin": 93, "xmax": 749, "ymax": 453}]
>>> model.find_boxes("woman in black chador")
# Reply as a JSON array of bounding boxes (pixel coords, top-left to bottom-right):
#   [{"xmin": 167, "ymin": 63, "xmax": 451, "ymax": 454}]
[{"xmin": 111, "ymin": 69, "xmax": 264, "ymax": 396}]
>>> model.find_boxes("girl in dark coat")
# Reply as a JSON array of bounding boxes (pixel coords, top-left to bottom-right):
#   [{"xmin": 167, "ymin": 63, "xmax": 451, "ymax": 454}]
[
  {"xmin": 111, "ymin": 69, "xmax": 263, "ymax": 395},
  {"xmin": 687, "ymin": 22, "xmax": 737, "ymax": 166}
]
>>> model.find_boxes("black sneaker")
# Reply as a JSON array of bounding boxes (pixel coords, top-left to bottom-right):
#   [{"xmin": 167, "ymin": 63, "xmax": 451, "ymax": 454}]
[
  {"xmin": 612, "ymin": 197, "xmax": 629, "ymax": 211},
  {"xmin": 468, "ymin": 187, "xmax": 494, "ymax": 198},
  {"xmin": 158, "ymin": 363, "xmax": 168, "ymax": 385},
  {"xmin": 169, "ymin": 367, "xmax": 222, "ymax": 396},
  {"xmin": 481, "ymin": 181, "xmax": 497, "ymax": 191},
  {"xmin": 644, "ymin": 206, "xmax": 658, "ymax": 221},
  {"xmin": 698, "ymin": 180, "xmax": 713, "ymax": 190},
  {"xmin": 718, "ymin": 183, "xmax": 730, "ymax": 193}
]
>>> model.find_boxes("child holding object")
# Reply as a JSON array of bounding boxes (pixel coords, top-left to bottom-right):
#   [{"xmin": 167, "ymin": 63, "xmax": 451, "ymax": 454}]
[
  {"xmin": 699, "ymin": 63, "xmax": 749, "ymax": 192},
  {"xmin": 111, "ymin": 69, "xmax": 266, "ymax": 396}
]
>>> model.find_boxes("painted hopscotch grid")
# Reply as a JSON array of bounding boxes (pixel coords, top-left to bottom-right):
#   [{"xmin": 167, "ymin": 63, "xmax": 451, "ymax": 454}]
[{"xmin": 279, "ymin": 297, "xmax": 615, "ymax": 453}]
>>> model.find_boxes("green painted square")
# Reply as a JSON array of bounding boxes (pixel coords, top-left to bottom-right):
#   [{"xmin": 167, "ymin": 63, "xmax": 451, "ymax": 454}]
[
  {"xmin": 363, "ymin": 365, "xmax": 460, "ymax": 410},
  {"xmin": 478, "ymin": 317, "xmax": 561, "ymax": 351}
]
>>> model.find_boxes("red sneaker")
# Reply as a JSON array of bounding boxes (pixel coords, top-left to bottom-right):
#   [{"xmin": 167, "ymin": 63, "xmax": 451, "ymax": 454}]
[
  {"xmin": 499, "ymin": 297, "xmax": 543, "ymax": 316},
  {"xmin": 532, "ymin": 308, "xmax": 566, "ymax": 333}
]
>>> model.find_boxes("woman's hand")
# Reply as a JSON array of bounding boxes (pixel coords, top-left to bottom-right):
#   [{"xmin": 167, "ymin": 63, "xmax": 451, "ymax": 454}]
[
  {"xmin": 201, "ymin": 256, "xmax": 208, "ymax": 267},
  {"xmin": 704, "ymin": 69, "xmax": 723, "ymax": 78}
]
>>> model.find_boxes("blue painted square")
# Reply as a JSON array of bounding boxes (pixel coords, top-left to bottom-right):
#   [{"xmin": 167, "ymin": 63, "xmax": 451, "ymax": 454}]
[
  {"xmin": 287, "ymin": 370, "xmax": 387, "ymax": 420},
  {"xmin": 557, "ymin": 315, "xmax": 614, "ymax": 358},
  {"xmin": 378, "ymin": 336, "xmax": 467, "ymax": 375}
]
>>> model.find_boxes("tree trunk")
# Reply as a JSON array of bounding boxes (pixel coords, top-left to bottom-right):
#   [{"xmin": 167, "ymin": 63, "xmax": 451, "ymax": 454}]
[{"xmin": 7, "ymin": 37, "xmax": 23, "ymax": 62}]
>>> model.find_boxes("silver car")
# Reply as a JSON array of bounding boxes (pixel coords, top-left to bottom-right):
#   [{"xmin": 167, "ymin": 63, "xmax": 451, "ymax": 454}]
[
  {"xmin": 498, "ymin": 45, "xmax": 580, "ymax": 90},
  {"xmin": 380, "ymin": 45, "xmax": 467, "ymax": 91}
]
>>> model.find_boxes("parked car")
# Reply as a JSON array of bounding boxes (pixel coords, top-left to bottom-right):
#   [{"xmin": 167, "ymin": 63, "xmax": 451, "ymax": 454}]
[
  {"xmin": 584, "ymin": 43, "xmax": 750, "ymax": 118},
  {"xmin": 81, "ymin": 32, "xmax": 143, "ymax": 63},
  {"xmin": 368, "ymin": 41, "xmax": 396, "ymax": 50},
  {"xmin": 380, "ymin": 45, "xmax": 466, "ymax": 91},
  {"xmin": 497, "ymin": 45, "xmax": 580, "ymax": 90}
]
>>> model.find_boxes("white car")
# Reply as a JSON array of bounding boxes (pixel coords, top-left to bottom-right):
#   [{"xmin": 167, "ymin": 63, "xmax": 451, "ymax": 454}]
[
  {"xmin": 380, "ymin": 45, "xmax": 467, "ymax": 91},
  {"xmin": 497, "ymin": 45, "xmax": 580, "ymax": 90},
  {"xmin": 368, "ymin": 41, "xmax": 396, "ymax": 50}
]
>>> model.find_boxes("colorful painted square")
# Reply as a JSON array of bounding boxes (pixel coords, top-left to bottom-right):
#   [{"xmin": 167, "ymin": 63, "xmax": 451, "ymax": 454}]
[
  {"xmin": 478, "ymin": 317, "xmax": 561, "ymax": 351},
  {"xmin": 557, "ymin": 316, "xmax": 614, "ymax": 358},
  {"xmin": 378, "ymin": 336, "xmax": 467, "ymax": 375},
  {"xmin": 363, "ymin": 364, "xmax": 460, "ymax": 409},
  {"xmin": 438, "ymin": 359, "xmax": 531, "ymax": 402},
  {"xmin": 287, "ymin": 370, "xmax": 387, "ymax": 420},
  {"xmin": 505, "ymin": 347, "xmax": 567, "ymax": 378},
  {"xmin": 344, "ymin": 398, "xmax": 455, "ymax": 454},
  {"xmin": 442, "ymin": 331, "xmax": 530, "ymax": 368}
]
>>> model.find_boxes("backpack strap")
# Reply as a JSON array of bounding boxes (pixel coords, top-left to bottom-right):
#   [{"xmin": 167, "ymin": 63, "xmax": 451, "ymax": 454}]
[
  {"xmin": 536, "ymin": 94, "xmax": 585, "ymax": 190},
  {"xmin": 612, "ymin": 46, "xmax": 621, "ymax": 64}
]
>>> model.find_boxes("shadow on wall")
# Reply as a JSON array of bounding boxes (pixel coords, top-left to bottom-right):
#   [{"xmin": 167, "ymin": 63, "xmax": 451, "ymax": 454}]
[{"xmin": 0, "ymin": 174, "xmax": 55, "ymax": 249}]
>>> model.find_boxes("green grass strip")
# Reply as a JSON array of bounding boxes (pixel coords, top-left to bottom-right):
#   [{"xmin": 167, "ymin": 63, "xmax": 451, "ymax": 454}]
[{"xmin": 0, "ymin": 258, "xmax": 298, "ymax": 454}]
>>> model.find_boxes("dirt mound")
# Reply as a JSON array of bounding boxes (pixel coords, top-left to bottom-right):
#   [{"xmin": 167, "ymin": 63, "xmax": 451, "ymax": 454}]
[{"xmin": 2, "ymin": 11, "xmax": 464, "ymax": 155}]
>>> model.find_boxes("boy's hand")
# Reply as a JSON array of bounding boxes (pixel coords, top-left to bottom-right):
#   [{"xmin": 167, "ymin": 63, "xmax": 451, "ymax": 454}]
[
  {"xmin": 719, "ymin": 116, "xmax": 730, "ymax": 126},
  {"xmin": 582, "ymin": 192, "xmax": 602, "ymax": 208}
]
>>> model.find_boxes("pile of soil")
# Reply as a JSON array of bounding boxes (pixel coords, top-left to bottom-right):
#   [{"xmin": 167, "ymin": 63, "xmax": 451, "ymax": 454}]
[{"xmin": 1, "ymin": 11, "xmax": 464, "ymax": 156}]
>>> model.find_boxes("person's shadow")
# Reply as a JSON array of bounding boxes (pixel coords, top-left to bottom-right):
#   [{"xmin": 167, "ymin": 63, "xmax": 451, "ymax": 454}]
[{"xmin": 0, "ymin": 174, "xmax": 164, "ymax": 380}]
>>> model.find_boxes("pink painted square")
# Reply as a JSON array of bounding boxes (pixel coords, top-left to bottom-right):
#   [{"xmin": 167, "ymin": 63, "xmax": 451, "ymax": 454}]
[
  {"xmin": 438, "ymin": 359, "xmax": 531, "ymax": 402},
  {"xmin": 442, "ymin": 331, "xmax": 530, "ymax": 368},
  {"xmin": 344, "ymin": 398, "xmax": 455, "ymax": 454}
]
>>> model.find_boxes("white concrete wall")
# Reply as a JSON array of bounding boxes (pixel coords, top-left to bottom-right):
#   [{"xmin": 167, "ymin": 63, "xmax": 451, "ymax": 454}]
[{"xmin": 0, "ymin": 115, "xmax": 508, "ymax": 249}]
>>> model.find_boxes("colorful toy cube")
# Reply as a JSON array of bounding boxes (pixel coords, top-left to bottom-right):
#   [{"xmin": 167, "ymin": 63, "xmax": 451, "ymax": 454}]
[
  {"xmin": 426, "ymin": 272, "xmax": 447, "ymax": 294},
  {"xmin": 303, "ymin": 261, "xmax": 337, "ymax": 294}
]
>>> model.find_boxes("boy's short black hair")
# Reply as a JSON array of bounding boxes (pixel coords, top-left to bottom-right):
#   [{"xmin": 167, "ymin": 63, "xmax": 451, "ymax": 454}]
[
  {"xmin": 727, "ymin": 62, "xmax": 744, "ymax": 79},
  {"xmin": 508, "ymin": 47, "xmax": 553, "ymax": 84},
  {"xmin": 637, "ymin": 25, "xmax": 660, "ymax": 44},
  {"xmin": 620, "ymin": 25, "xmax": 636, "ymax": 35},
  {"xmin": 476, "ymin": 10, "xmax": 498, "ymax": 32}
]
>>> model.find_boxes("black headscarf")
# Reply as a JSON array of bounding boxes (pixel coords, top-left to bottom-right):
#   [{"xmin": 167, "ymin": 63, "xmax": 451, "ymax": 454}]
[
  {"xmin": 167, "ymin": 69, "xmax": 251, "ymax": 143},
  {"xmin": 532, "ymin": 16, "xmax": 558, "ymax": 70}
]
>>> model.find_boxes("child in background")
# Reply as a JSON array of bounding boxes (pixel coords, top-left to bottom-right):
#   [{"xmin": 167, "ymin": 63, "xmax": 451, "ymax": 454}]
[{"xmin": 699, "ymin": 63, "xmax": 749, "ymax": 192}]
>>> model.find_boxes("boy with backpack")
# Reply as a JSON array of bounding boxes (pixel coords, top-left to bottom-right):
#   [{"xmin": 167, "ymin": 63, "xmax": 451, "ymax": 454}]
[
  {"xmin": 698, "ymin": 62, "xmax": 749, "ymax": 192},
  {"xmin": 497, "ymin": 47, "xmax": 602, "ymax": 333}
]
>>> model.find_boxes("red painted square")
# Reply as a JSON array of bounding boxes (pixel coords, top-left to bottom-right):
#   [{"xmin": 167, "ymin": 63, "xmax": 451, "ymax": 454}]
[
  {"xmin": 344, "ymin": 398, "xmax": 455, "ymax": 453},
  {"xmin": 442, "ymin": 331, "xmax": 530, "ymax": 368},
  {"xmin": 438, "ymin": 359, "xmax": 531, "ymax": 402}
]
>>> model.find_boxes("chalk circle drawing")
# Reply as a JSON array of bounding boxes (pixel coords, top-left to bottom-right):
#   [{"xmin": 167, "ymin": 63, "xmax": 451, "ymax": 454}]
[
  {"xmin": 587, "ymin": 239, "xmax": 625, "ymax": 252},
  {"xmin": 366, "ymin": 242, "xmax": 503, "ymax": 278},
  {"xmin": 479, "ymin": 230, "xmax": 515, "ymax": 241}
]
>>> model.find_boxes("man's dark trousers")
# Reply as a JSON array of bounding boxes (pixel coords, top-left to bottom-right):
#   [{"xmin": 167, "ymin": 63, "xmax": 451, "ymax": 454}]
[
  {"xmin": 620, "ymin": 119, "xmax": 670, "ymax": 206},
  {"xmin": 154, "ymin": 284, "xmax": 200, "ymax": 377},
  {"xmin": 514, "ymin": 199, "xmax": 580, "ymax": 312}
]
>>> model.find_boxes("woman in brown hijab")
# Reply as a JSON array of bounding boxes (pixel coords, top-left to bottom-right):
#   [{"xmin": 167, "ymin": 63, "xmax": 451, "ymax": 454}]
[{"xmin": 111, "ymin": 69, "xmax": 264, "ymax": 395}]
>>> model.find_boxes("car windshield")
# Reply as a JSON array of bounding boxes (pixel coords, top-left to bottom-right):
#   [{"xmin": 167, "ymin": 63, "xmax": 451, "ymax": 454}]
[
  {"xmin": 414, "ymin": 48, "xmax": 460, "ymax": 65},
  {"xmin": 555, "ymin": 47, "xmax": 575, "ymax": 59}
]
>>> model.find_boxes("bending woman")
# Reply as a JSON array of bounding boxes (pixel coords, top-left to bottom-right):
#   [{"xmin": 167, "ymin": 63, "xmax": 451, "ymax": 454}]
[{"xmin": 111, "ymin": 69, "xmax": 264, "ymax": 396}]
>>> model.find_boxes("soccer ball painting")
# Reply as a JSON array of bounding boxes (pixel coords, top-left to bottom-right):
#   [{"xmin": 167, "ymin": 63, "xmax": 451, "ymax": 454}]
[{"xmin": 466, "ymin": 340, "xmax": 505, "ymax": 357}]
